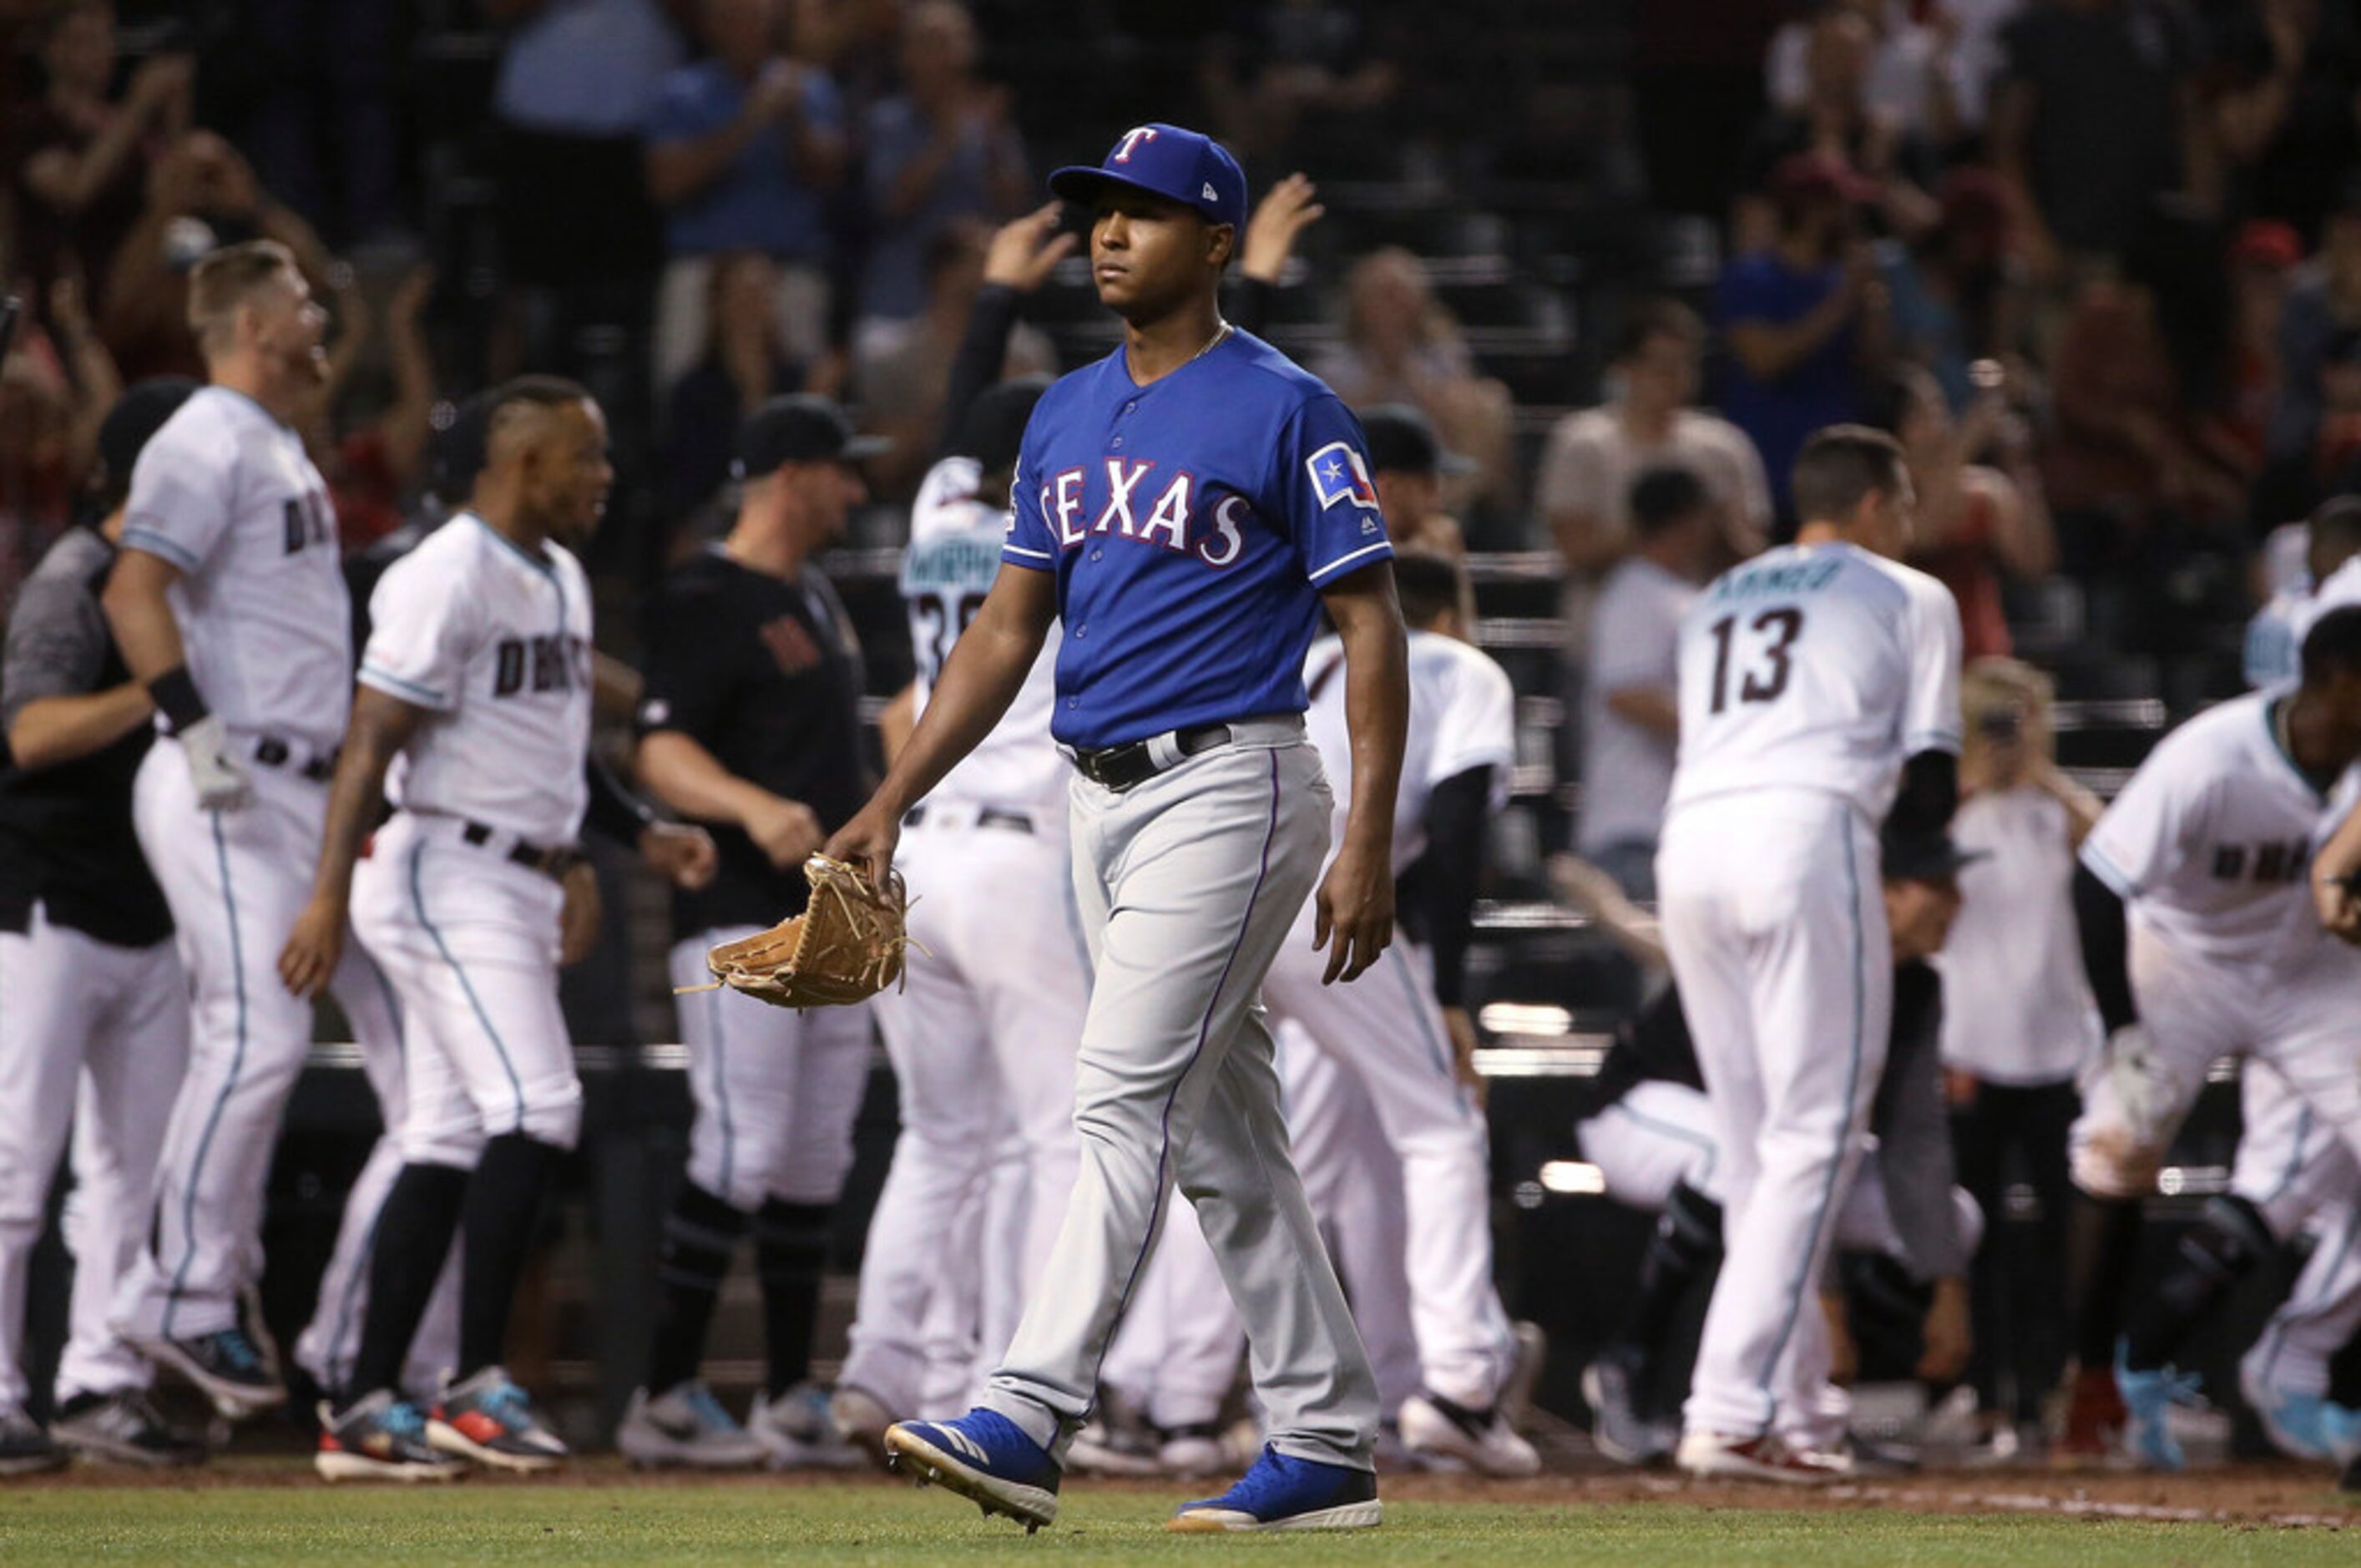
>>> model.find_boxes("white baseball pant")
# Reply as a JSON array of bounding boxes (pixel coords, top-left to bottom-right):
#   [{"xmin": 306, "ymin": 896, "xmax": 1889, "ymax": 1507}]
[
  {"xmin": 1261, "ymin": 923, "xmax": 1517, "ymax": 1410},
  {"xmin": 2233, "ymin": 1061, "xmax": 2361, "ymax": 1400},
  {"xmin": 114, "ymin": 741, "xmax": 331, "ymax": 1343},
  {"xmin": 842, "ymin": 815, "xmax": 1084, "ymax": 1414},
  {"xmin": 979, "ymin": 729, "xmax": 1378, "ymax": 1469},
  {"xmin": 1096, "ymin": 1199, "xmax": 1246, "ymax": 1431},
  {"xmin": 1657, "ymin": 790, "xmax": 1892, "ymax": 1449},
  {"xmin": 0, "ymin": 905, "xmax": 188, "ymax": 1408}
]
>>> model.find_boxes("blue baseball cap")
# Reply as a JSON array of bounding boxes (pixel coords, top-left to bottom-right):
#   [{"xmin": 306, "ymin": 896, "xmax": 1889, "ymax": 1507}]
[{"xmin": 1049, "ymin": 124, "xmax": 1248, "ymax": 233}]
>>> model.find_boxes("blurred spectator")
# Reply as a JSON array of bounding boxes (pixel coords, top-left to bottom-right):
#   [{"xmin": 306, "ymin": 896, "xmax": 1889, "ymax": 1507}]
[
  {"xmin": 1197, "ymin": 0, "xmax": 1401, "ymax": 162},
  {"xmin": 1765, "ymin": 0, "xmax": 1958, "ymax": 145},
  {"xmin": 856, "ymin": 1, "xmax": 1029, "ymax": 348},
  {"xmin": 2204, "ymin": 0, "xmax": 2361, "ymax": 245},
  {"xmin": 1360, "ymin": 404, "xmax": 1469, "ymax": 564},
  {"xmin": 241, "ymin": 0, "xmax": 401, "ymax": 246},
  {"xmin": 2272, "ymin": 185, "xmax": 2361, "ymax": 467},
  {"xmin": 1878, "ymin": 167, "xmax": 2022, "ymax": 412},
  {"xmin": 1941, "ymin": 0, "xmax": 2033, "ymax": 138},
  {"xmin": 1737, "ymin": 3, "xmax": 1939, "ymax": 255},
  {"xmin": 1538, "ymin": 298, "xmax": 1770, "ymax": 578},
  {"xmin": 2254, "ymin": 326, "xmax": 2361, "ymax": 529},
  {"xmin": 10, "ymin": 1, "xmax": 191, "ymax": 332},
  {"xmin": 1312, "ymin": 247, "xmax": 1516, "ymax": 513},
  {"xmin": 853, "ymin": 220, "xmax": 1052, "ymax": 503},
  {"xmin": 302, "ymin": 265, "xmax": 437, "ymax": 551},
  {"xmin": 1989, "ymin": 0, "xmax": 2198, "ymax": 283},
  {"xmin": 2219, "ymin": 219, "xmax": 2301, "ymax": 477},
  {"xmin": 2044, "ymin": 270, "xmax": 2244, "ymax": 568},
  {"xmin": 0, "ymin": 350, "xmax": 78, "ymax": 631},
  {"xmin": 1576, "ymin": 466, "xmax": 1716, "ymax": 899},
  {"xmin": 97, "ymin": 130, "xmax": 330, "ymax": 382},
  {"xmin": 648, "ymin": 0, "xmax": 848, "ymax": 397},
  {"xmin": 1715, "ymin": 154, "xmax": 1888, "ymax": 517},
  {"xmin": 662, "ymin": 250, "xmax": 814, "ymax": 532},
  {"xmin": 1869, "ymin": 364, "xmax": 2056, "ymax": 660}
]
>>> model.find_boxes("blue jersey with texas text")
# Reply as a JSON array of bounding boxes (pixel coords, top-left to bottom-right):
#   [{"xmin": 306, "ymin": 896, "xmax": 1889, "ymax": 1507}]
[{"xmin": 1001, "ymin": 329, "xmax": 1393, "ymax": 749}]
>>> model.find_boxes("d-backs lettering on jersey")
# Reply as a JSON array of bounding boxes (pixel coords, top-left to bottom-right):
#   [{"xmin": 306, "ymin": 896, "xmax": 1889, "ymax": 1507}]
[
  {"xmin": 359, "ymin": 514, "xmax": 593, "ymax": 845},
  {"xmin": 1302, "ymin": 630, "xmax": 1514, "ymax": 878},
  {"xmin": 119, "ymin": 387, "xmax": 351, "ymax": 751},
  {"xmin": 902, "ymin": 455, "xmax": 1066, "ymax": 818},
  {"xmin": 1001, "ymin": 330, "xmax": 1393, "ymax": 749},
  {"xmin": 1668, "ymin": 541, "xmax": 1962, "ymax": 819},
  {"xmin": 2081, "ymin": 689, "xmax": 2361, "ymax": 973}
]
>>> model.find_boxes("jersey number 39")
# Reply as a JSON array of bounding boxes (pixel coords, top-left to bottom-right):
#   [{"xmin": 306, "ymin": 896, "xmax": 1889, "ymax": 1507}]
[
  {"xmin": 913, "ymin": 591, "xmax": 986, "ymax": 688},
  {"xmin": 1706, "ymin": 608, "xmax": 1803, "ymax": 714}
]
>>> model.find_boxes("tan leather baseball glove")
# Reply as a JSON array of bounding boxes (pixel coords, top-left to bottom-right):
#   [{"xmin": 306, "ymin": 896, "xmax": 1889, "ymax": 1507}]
[{"xmin": 701, "ymin": 855, "xmax": 911, "ymax": 1009}]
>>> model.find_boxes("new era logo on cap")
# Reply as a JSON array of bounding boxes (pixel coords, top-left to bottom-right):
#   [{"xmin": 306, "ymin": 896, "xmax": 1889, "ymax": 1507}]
[{"xmin": 1202, "ymin": 183, "xmax": 1218, "ymax": 200}]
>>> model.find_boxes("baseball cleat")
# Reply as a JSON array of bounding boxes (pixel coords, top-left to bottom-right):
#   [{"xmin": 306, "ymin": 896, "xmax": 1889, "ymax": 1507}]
[
  {"xmin": 49, "ymin": 1389, "xmax": 205, "ymax": 1468},
  {"xmin": 0, "ymin": 1406, "xmax": 65, "ymax": 1476},
  {"xmin": 135, "ymin": 1327, "xmax": 286, "ymax": 1418},
  {"xmin": 2237, "ymin": 1360, "xmax": 2337, "ymax": 1463},
  {"xmin": 1676, "ymin": 1429, "xmax": 1853, "ymax": 1485},
  {"xmin": 882, "ymin": 1409, "xmax": 1061, "ymax": 1532},
  {"xmin": 2115, "ymin": 1344, "xmax": 2195, "ymax": 1472},
  {"xmin": 316, "ymin": 1392, "xmax": 465, "ymax": 1483},
  {"xmin": 427, "ymin": 1367, "xmax": 568, "ymax": 1472},
  {"xmin": 1399, "ymin": 1390, "xmax": 1541, "ymax": 1477},
  {"xmin": 749, "ymin": 1383, "xmax": 865, "ymax": 1469},
  {"xmin": 1167, "ymin": 1445, "xmax": 1383, "ymax": 1533},
  {"xmin": 828, "ymin": 1383, "xmax": 897, "ymax": 1466},
  {"xmin": 616, "ymin": 1383, "xmax": 766, "ymax": 1470},
  {"xmin": 1582, "ymin": 1354, "xmax": 1674, "ymax": 1467},
  {"xmin": 2054, "ymin": 1363, "xmax": 2125, "ymax": 1466}
]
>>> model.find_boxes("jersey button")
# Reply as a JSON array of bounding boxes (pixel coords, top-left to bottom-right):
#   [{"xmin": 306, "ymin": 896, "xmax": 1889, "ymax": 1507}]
[
  {"xmin": 1066, "ymin": 697, "xmax": 1079, "ymax": 709},
  {"xmin": 1123, "ymin": 401, "xmax": 1136, "ymax": 414},
  {"xmin": 1110, "ymin": 437, "xmax": 1124, "ymax": 449},
  {"xmin": 1074, "ymin": 624, "xmax": 1086, "ymax": 638},
  {"xmin": 1089, "ymin": 549, "xmax": 1104, "ymax": 562}
]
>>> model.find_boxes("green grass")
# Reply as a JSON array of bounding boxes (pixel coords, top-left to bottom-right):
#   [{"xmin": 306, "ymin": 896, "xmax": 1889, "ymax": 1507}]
[{"xmin": 0, "ymin": 1483, "xmax": 2353, "ymax": 1565}]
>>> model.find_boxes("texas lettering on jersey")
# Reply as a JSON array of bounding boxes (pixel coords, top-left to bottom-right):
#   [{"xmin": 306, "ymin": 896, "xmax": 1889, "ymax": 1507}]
[{"xmin": 1035, "ymin": 459, "xmax": 1257, "ymax": 568}]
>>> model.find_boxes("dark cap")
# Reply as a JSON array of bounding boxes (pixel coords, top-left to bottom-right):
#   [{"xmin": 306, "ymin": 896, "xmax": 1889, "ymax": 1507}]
[
  {"xmin": 1881, "ymin": 826, "xmax": 1988, "ymax": 884},
  {"xmin": 1049, "ymin": 123, "xmax": 1249, "ymax": 234},
  {"xmin": 98, "ymin": 377, "xmax": 200, "ymax": 485},
  {"xmin": 1359, "ymin": 403, "xmax": 1476, "ymax": 478},
  {"xmin": 949, "ymin": 375, "xmax": 1053, "ymax": 475},
  {"xmin": 732, "ymin": 394, "xmax": 889, "ymax": 482},
  {"xmin": 427, "ymin": 389, "xmax": 498, "ymax": 506}
]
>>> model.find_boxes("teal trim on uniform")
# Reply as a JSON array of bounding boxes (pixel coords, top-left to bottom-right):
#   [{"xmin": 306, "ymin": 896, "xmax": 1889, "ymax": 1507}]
[
  {"xmin": 703, "ymin": 975, "xmax": 735, "ymax": 1199},
  {"xmin": 119, "ymin": 525, "xmax": 202, "ymax": 574},
  {"xmin": 1602, "ymin": 1100, "xmax": 1719, "ymax": 1188},
  {"xmin": 407, "ymin": 842, "xmax": 527, "ymax": 1130},
  {"xmin": 469, "ymin": 514, "xmax": 558, "ymax": 579},
  {"xmin": 1384, "ymin": 944, "xmax": 1455, "ymax": 1085},
  {"xmin": 2079, "ymin": 841, "xmax": 2141, "ymax": 901},
  {"xmin": 163, "ymin": 813, "xmax": 250, "ymax": 1337},
  {"xmin": 1754, "ymin": 808, "xmax": 1870, "ymax": 1428},
  {"xmin": 358, "ymin": 664, "xmax": 450, "ymax": 708},
  {"xmin": 2258, "ymin": 1206, "xmax": 2358, "ymax": 1385},
  {"xmin": 2262, "ymin": 1105, "xmax": 2315, "ymax": 1206},
  {"xmin": 2262, "ymin": 695, "xmax": 2330, "ymax": 802}
]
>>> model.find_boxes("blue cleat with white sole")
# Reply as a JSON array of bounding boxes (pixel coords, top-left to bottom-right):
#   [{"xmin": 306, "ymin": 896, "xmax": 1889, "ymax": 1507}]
[
  {"xmin": 1168, "ymin": 1445, "xmax": 1382, "ymax": 1533},
  {"xmin": 2238, "ymin": 1361, "xmax": 2335, "ymax": 1462},
  {"xmin": 2116, "ymin": 1343, "xmax": 2196, "ymax": 1472},
  {"xmin": 882, "ymin": 1409, "xmax": 1061, "ymax": 1533}
]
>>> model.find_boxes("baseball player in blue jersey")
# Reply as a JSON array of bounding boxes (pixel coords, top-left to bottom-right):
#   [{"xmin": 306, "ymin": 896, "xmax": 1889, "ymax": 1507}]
[{"xmin": 824, "ymin": 123, "xmax": 1409, "ymax": 1534}]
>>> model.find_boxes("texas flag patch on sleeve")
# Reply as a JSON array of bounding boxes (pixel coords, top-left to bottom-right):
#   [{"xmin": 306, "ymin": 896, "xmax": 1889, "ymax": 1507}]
[{"xmin": 1307, "ymin": 443, "xmax": 1380, "ymax": 510}]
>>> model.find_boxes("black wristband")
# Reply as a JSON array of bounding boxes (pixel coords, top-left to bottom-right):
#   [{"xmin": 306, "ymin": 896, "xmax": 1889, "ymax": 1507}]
[{"xmin": 148, "ymin": 665, "xmax": 210, "ymax": 732}]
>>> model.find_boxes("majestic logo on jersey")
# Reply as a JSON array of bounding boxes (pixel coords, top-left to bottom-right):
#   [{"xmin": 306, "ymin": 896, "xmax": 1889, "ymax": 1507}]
[
  {"xmin": 1043, "ymin": 463, "xmax": 1248, "ymax": 568},
  {"xmin": 2210, "ymin": 837, "xmax": 2314, "ymax": 884},
  {"xmin": 492, "ymin": 634, "xmax": 590, "ymax": 697},
  {"xmin": 1305, "ymin": 443, "xmax": 1378, "ymax": 511},
  {"xmin": 1112, "ymin": 126, "xmax": 1158, "ymax": 162}
]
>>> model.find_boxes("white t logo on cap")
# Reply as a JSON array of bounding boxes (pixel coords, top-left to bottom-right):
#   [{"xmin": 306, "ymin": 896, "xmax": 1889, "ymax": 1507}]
[{"xmin": 1113, "ymin": 126, "xmax": 1159, "ymax": 162}]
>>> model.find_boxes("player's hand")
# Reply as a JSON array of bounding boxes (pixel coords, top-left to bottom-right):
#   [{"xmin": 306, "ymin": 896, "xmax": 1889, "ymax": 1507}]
[
  {"xmin": 640, "ymin": 822, "xmax": 718, "ymax": 891},
  {"xmin": 2316, "ymin": 866, "xmax": 2361, "ymax": 944},
  {"xmin": 983, "ymin": 203, "xmax": 1079, "ymax": 293},
  {"xmin": 822, "ymin": 801, "xmax": 901, "ymax": 892},
  {"xmin": 559, "ymin": 860, "xmax": 601, "ymax": 965},
  {"xmin": 175, "ymin": 714, "xmax": 251, "ymax": 812},
  {"xmin": 278, "ymin": 896, "xmax": 345, "ymax": 1000},
  {"xmin": 1241, "ymin": 173, "xmax": 1324, "ymax": 285},
  {"xmin": 1313, "ymin": 839, "xmax": 1393, "ymax": 985},
  {"xmin": 743, "ymin": 794, "xmax": 826, "ymax": 870},
  {"xmin": 1916, "ymin": 1274, "xmax": 1972, "ymax": 1384},
  {"xmin": 1442, "ymin": 1004, "xmax": 1486, "ymax": 1105}
]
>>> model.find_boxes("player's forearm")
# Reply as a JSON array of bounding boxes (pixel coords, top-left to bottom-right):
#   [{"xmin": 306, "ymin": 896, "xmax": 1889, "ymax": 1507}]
[
  {"xmin": 99, "ymin": 554, "xmax": 190, "ymax": 689},
  {"xmin": 4, "ymin": 684, "xmax": 154, "ymax": 772},
  {"xmin": 878, "ymin": 684, "xmax": 918, "ymax": 764},
  {"xmin": 1327, "ymin": 576, "xmax": 1410, "ymax": 855},
  {"xmin": 637, "ymin": 730, "xmax": 785, "ymax": 829},
  {"xmin": 2316, "ymin": 798, "xmax": 2361, "ymax": 888},
  {"xmin": 871, "ymin": 609, "xmax": 1042, "ymax": 817},
  {"xmin": 310, "ymin": 699, "xmax": 412, "ymax": 908}
]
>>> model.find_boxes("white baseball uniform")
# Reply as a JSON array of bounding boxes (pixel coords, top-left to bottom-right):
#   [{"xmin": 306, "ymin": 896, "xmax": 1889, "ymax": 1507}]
[
  {"xmin": 1656, "ymin": 539, "xmax": 1961, "ymax": 1447},
  {"xmin": 842, "ymin": 458, "xmax": 1087, "ymax": 1415},
  {"xmin": 1258, "ymin": 629, "xmax": 1520, "ymax": 1410},
  {"xmin": 2245, "ymin": 554, "xmax": 2361, "ymax": 689},
  {"xmin": 113, "ymin": 387, "xmax": 352, "ymax": 1344},
  {"xmin": 346, "ymin": 513, "xmax": 594, "ymax": 1170},
  {"xmin": 2238, "ymin": 1065, "xmax": 2361, "ymax": 1407},
  {"xmin": 1934, "ymin": 785, "xmax": 2102, "ymax": 1086},
  {"xmin": 2072, "ymin": 691, "xmax": 2361, "ymax": 1203}
]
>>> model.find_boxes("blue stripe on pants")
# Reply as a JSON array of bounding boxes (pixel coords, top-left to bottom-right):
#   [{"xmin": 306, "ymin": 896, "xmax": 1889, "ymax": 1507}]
[
  {"xmin": 163, "ymin": 813, "xmax": 252, "ymax": 1337},
  {"xmin": 407, "ymin": 842, "xmax": 526, "ymax": 1130}
]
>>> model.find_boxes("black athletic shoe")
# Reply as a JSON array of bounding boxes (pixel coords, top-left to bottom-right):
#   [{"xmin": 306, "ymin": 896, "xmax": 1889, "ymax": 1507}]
[
  {"xmin": 0, "ymin": 1406, "xmax": 64, "ymax": 1476},
  {"xmin": 136, "ymin": 1327, "xmax": 286, "ymax": 1418},
  {"xmin": 50, "ymin": 1390, "xmax": 206, "ymax": 1468}
]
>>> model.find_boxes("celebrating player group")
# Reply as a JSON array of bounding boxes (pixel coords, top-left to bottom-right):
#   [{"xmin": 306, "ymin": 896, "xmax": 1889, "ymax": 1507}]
[{"xmin": 8, "ymin": 114, "xmax": 2361, "ymax": 1529}]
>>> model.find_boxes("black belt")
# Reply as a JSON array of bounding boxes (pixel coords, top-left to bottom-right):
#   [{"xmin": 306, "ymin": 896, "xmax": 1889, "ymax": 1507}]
[
  {"xmin": 253, "ymin": 736, "xmax": 337, "ymax": 784},
  {"xmin": 1069, "ymin": 723, "xmax": 1232, "ymax": 792},
  {"xmin": 903, "ymin": 805, "xmax": 1036, "ymax": 834},
  {"xmin": 459, "ymin": 820, "xmax": 584, "ymax": 881}
]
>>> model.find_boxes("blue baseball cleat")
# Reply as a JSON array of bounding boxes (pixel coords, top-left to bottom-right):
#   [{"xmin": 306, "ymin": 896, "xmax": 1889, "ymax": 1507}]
[
  {"xmin": 2116, "ymin": 1343, "xmax": 2196, "ymax": 1472},
  {"xmin": 1167, "ymin": 1444, "xmax": 1383, "ymax": 1533},
  {"xmin": 2239, "ymin": 1362, "xmax": 2337, "ymax": 1462},
  {"xmin": 882, "ymin": 1409, "xmax": 1061, "ymax": 1533}
]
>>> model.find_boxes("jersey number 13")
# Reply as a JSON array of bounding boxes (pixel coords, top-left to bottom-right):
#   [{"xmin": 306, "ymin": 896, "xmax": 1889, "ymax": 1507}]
[{"xmin": 1706, "ymin": 608, "xmax": 1803, "ymax": 714}]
